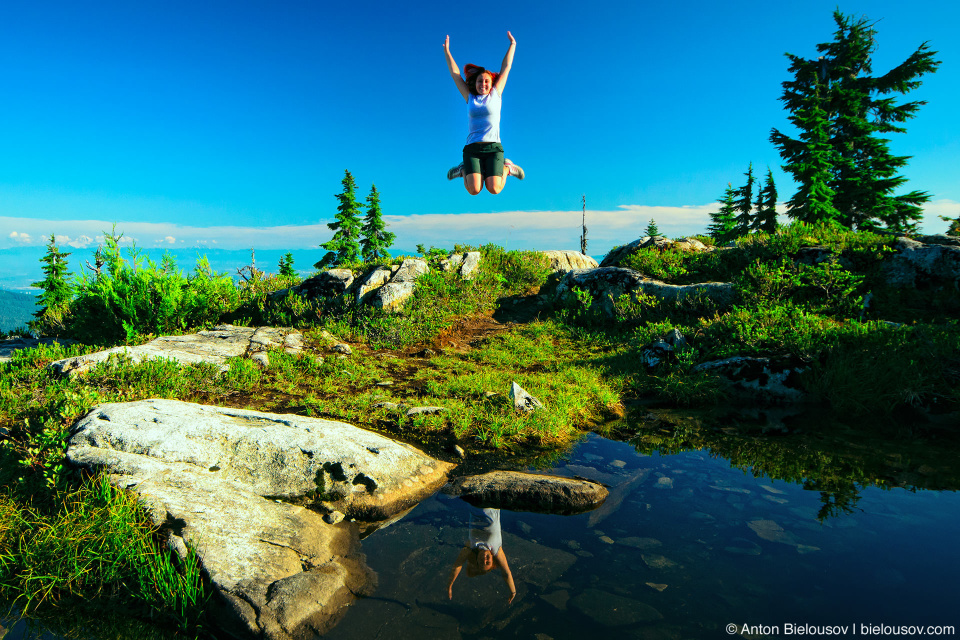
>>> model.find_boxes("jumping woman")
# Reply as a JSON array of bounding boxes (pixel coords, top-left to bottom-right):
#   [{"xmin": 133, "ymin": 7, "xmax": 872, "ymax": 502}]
[{"xmin": 443, "ymin": 31, "xmax": 525, "ymax": 195}]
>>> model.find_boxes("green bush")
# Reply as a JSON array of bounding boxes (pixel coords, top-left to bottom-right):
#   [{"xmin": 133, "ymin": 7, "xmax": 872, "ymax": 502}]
[{"xmin": 69, "ymin": 232, "xmax": 241, "ymax": 344}]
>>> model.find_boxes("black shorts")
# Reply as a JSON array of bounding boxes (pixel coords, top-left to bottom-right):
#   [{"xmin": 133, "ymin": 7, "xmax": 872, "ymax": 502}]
[{"xmin": 462, "ymin": 142, "xmax": 504, "ymax": 179}]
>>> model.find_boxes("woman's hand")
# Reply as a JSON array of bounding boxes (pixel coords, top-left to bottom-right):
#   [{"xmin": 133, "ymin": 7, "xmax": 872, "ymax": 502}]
[
  {"xmin": 507, "ymin": 31, "xmax": 516, "ymax": 46},
  {"xmin": 444, "ymin": 35, "xmax": 451, "ymax": 52},
  {"xmin": 507, "ymin": 590, "xmax": 516, "ymax": 605}
]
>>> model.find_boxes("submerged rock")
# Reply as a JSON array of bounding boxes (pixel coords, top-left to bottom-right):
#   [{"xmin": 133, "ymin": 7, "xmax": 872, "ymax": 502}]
[
  {"xmin": 569, "ymin": 588, "xmax": 663, "ymax": 626},
  {"xmin": 445, "ymin": 470, "xmax": 608, "ymax": 515}
]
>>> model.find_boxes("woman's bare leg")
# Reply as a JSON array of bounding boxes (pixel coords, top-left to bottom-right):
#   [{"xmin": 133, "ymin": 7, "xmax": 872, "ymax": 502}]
[
  {"xmin": 464, "ymin": 173, "xmax": 483, "ymax": 195},
  {"xmin": 485, "ymin": 167, "xmax": 509, "ymax": 194}
]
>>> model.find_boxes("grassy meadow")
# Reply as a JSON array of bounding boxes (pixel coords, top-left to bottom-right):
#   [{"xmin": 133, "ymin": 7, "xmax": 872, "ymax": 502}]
[{"xmin": 2, "ymin": 223, "xmax": 959, "ymax": 636}]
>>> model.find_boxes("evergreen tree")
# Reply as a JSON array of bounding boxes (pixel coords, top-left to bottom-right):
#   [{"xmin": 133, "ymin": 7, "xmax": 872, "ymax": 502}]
[
  {"xmin": 644, "ymin": 218, "xmax": 660, "ymax": 237},
  {"xmin": 30, "ymin": 234, "xmax": 73, "ymax": 336},
  {"xmin": 708, "ymin": 184, "xmax": 738, "ymax": 245},
  {"xmin": 732, "ymin": 163, "xmax": 756, "ymax": 236},
  {"xmin": 315, "ymin": 170, "xmax": 363, "ymax": 269},
  {"xmin": 772, "ymin": 72, "xmax": 841, "ymax": 224},
  {"xmin": 278, "ymin": 252, "xmax": 295, "ymax": 277},
  {"xmin": 941, "ymin": 211, "xmax": 960, "ymax": 236},
  {"xmin": 360, "ymin": 183, "xmax": 395, "ymax": 262},
  {"xmin": 753, "ymin": 169, "xmax": 779, "ymax": 234},
  {"xmin": 770, "ymin": 10, "xmax": 940, "ymax": 231}
]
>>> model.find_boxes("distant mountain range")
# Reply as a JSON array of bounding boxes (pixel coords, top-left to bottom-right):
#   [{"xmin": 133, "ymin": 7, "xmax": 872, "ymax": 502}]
[{"xmin": 0, "ymin": 289, "xmax": 37, "ymax": 333}]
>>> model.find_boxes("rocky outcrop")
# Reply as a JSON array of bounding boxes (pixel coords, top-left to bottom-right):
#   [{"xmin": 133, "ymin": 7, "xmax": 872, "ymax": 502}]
[
  {"xmin": 882, "ymin": 236, "xmax": 960, "ymax": 289},
  {"xmin": 367, "ymin": 258, "xmax": 430, "ymax": 312},
  {"xmin": 600, "ymin": 236, "xmax": 709, "ymax": 268},
  {"xmin": 292, "ymin": 269, "xmax": 355, "ymax": 300},
  {"xmin": 443, "ymin": 251, "xmax": 482, "ymax": 280},
  {"xmin": 693, "ymin": 355, "xmax": 810, "ymax": 403},
  {"xmin": 445, "ymin": 470, "xmax": 608, "ymax": 515},
  {"xmin": 48, "ymin": 325, "xmax": 302, "ymax": 377},
  {"xmin": 539, "ymin": 250, "xmax": 599, "ymax": 273},
  {"xmin": 66, "ymin": 399, "xmax": 456, "ymax": 639},
  {"xmin": 0, "ymin": 336, "xmax": 74, "ymax": 364},
  {"xmin": 638, "ymin": 328, "xmax": 688, "ymax": 369},
  {"xmin": 555, "ymin": 267, "xmax": 736, "ymax": 316},
  {"xmin": 67, "ymin": 399, "xmax": 454, "ymax": 519}
]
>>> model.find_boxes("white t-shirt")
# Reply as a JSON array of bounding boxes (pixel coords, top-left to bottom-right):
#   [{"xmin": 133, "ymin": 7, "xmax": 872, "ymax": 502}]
[
  {"xmin": 466, "ymin": 88, "xmax": 501, "ymax": 144},
  {"xmin": 468, "ymin": 507, "xmax": 502, "ymax": 555}
]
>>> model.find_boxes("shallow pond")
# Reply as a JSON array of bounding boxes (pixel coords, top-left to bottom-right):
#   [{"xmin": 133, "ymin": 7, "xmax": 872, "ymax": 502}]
[
  {"xmin": 324, "ymin": 417, "xmax": 960, "ymax": 640},
  {"xmin": 4, "ymin": 413, "xmax": 959, "ymax": 639}
]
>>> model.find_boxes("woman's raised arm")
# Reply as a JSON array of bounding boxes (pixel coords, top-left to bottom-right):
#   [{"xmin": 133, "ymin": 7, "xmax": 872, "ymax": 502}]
[
  {"xmin": 444, "ymin": 35, "xmax": 470, "ymax": 102},
  {"xmin": 494, "ymin": 31, "xmax": 516, "ymax": 95}
]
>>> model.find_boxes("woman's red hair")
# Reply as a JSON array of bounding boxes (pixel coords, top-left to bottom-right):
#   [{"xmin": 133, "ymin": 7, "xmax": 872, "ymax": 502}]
[{"xmin": 463, "ymin": 64, "xmax": 500, "ymax": 94}]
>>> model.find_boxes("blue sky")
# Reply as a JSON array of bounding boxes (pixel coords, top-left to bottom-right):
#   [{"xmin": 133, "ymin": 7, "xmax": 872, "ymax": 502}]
[{"xmin": 2, "ymin": 0, "xmax": 958, "ymax": 258}]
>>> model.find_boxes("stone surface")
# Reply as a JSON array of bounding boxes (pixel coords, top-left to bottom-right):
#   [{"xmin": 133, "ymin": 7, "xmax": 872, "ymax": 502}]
[
  {"xmin": 445, "ymin": 470, "xmax": 608, "ymax": 515},
  {"xmin": 882, "ymin": 236, "xmax": 960, "ymax": 288},
  {"xmin": 569, "ymin": 588, "xmax": 663, "ymax": 626},
  {"xmin": 0, "ymin": 336, "xmax": 74, "ymax": 364},
  {"xmin": 48, "ymin": 325, "xmax": 302, "ymax": 377},
  {"xmin": 67, "ymin": 399, "xmax": 455, "ymax": 520},
  {"xmin": 295, "ymin": 269, "xmax": 356, "ymax": 299},
  {"xmin": 353, "ymin": 267, "xmax": 393, "ymax": 303},
  {"xmin": 555, "ymin": 268, "xmax": 735, "ymax": 316},
  {"xmin": 510, "ymin": 381, "xmax": 543, "ymax": 413},
  {"xmin": 63, "ymin": 399, "xmax": 460, "ymax": 638},
  {"xmin": 457, "ymin": 251, "xmax": 482, "ymax": 280},
  {"xmin": 599, "ymin": 236, "xmax": 709, "ymax": 268},
  {"xmin": 539, "ymin": 250, "xmax": 599, "ymax": 273},
  {"xmin": 692, "ymin": 355, "xmax": 809, "ymax": 403}
]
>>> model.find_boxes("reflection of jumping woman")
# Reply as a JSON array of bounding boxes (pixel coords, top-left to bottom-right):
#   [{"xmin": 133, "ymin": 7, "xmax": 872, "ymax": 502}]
[
  {"xmin": 447, "ymin": 507, "xmax": 516, "ymax": 603},
  {"xmin": 443, "ymin": 31, "xmax": 525, "ymax": 195}
]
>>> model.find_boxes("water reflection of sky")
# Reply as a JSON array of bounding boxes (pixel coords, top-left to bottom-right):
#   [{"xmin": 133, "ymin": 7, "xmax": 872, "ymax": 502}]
[{"xmin": 326, "ymin": 433, "xmax": 960, "ymax": 640}]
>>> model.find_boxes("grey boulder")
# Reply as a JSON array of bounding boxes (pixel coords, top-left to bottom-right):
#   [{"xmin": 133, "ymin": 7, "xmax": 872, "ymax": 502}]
[
  {"xmin": 48, "ymin": 325, "xmax": 302, "ymax": 377},
  {"xmin": 445, "ymin": 470, "xmax": 608, "ymax": 515}
]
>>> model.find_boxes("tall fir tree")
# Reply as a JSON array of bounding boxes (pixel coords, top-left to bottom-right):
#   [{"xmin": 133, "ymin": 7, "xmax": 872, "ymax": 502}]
[
  {"xmin": 753, "ymin": 169, "xmax": 779, "ymax": 234},
  {"xmin": 708, "ymin": 184, "xmax": 738, "ymax": 245},
  {"xmin": 771, "ymin": 72, "xmax": 841, "ymax": 224},
  {"xmin": 644, "ymin": 218, "xmax": 660, "ymax": 237},
  {"xmin": 316, "ymin": 170, "xmax": 363, "ymax": 269},
  {"xmin": 770, "ymin": 10, "xmax": 940, "ymax": 231},
  {"xmin": 732, "ymin": 163, "xmax": 756, "ymax": 236},
  {"xmin": 360, "ymin": 184, "xmax": 395, "ymax": 262},
  {"xmin": 30, "ymin": 234, "xmax": 73, "ymax": 336}
]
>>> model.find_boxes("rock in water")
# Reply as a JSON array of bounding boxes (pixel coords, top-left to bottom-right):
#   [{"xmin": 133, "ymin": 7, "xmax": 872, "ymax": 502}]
[
  {"xmin": 445, "ymin": 470, "xmax": 607, "ymax": 515},
  {"xmin": 510, "ymin": 381, "xmax": 543, "ymax": 412}
]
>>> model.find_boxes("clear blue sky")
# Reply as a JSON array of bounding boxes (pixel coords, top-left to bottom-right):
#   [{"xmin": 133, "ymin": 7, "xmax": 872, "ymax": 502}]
[{"xmin": 2, "ymin": 0, "xmax": 958, "ymax": 256}]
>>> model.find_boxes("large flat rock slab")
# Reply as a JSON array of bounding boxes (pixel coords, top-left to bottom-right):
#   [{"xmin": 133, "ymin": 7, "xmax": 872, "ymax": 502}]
[
  {"xmin": 48, "ymin": 325, "xmax": 302, "ymax": 376},
  {"xmin": 67, "ymin": 399, "xmax": 455, "ymax": 520},
  {"xmin": 65, "ymin": 399, "xmax": 456, "ymax": 639}
]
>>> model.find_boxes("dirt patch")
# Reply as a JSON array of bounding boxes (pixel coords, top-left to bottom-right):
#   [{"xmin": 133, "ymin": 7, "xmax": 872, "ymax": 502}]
[{"xmin": 428, "ymin": 295, "xmax": 551, "ymax": 353}]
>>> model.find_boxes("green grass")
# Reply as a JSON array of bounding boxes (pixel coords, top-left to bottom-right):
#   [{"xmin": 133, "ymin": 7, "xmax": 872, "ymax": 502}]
[{"xmin": 0, "ymin": 476, "xmax": 208, "ymax": 633}]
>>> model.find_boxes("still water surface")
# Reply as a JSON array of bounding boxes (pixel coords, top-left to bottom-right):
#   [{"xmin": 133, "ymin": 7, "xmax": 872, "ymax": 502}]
[{"xmin": 4, "ymin": 417, "xmax": 959, "ymax": 639}]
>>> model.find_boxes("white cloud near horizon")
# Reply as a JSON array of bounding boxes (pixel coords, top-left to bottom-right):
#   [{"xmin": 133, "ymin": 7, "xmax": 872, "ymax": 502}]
[{"xmin": 2, "ymin": 199, "xmax": 956, "ymax": 254}]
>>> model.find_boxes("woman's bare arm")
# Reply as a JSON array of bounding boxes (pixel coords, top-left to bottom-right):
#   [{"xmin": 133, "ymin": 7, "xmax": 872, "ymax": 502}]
[
  {"xmin": 496, "ymin": 548, "xmax": 517, "ymax": 604},
  {"xmin": 444, "ymin": 35, "xmax": 470, "ymax": 102},
  {"xmin": 494, "ymin": 31, "xmax": 516, "ymax": 95},
  {"xmin": 447, "ymin": 547, "xmax": 471, "ymax": 599}
]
